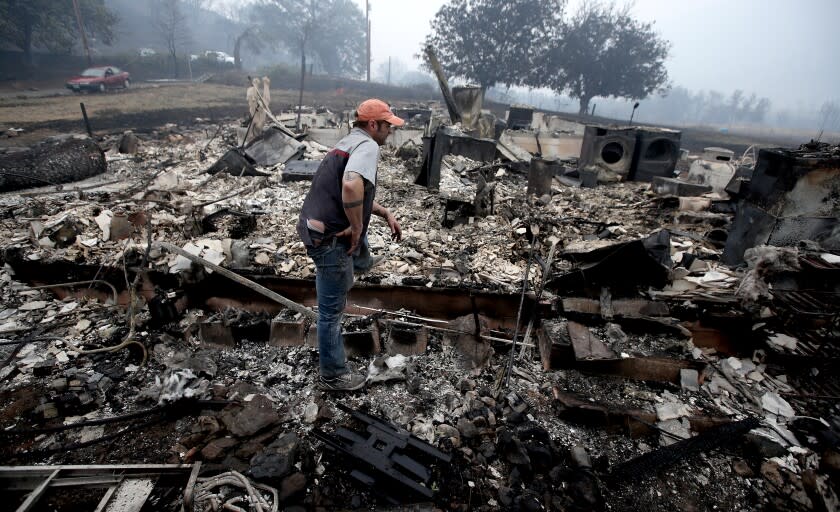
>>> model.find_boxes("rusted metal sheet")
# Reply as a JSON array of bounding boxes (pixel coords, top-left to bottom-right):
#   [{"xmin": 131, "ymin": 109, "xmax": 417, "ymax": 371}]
[
  {"xmin": 0, "ymin": 464, "xmax": 199, "ymax": 512},
  {"xmin": 681, "ymin": 320, "xmax": 737, "ymax": 355}
]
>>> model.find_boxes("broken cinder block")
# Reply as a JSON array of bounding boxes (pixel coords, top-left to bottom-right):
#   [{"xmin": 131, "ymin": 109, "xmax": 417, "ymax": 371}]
[
  {"xmin": 269, "ymin": 317, "xmax": 307, "ymax": 347},
  {"xmin": 198, "ymin": 322, "xmax": 235, "ymax": 349},
  {"xmin": 385, "ymin": 321, "xmax": 429, "ymax": 356}
]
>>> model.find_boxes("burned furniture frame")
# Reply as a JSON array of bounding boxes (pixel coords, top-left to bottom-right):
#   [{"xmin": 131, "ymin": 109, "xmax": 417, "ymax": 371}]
[
  {"xmin": 0, "ymin": 463, "xmax": 201, "ymax": 512},
  {"xmin": 312, "ymin": 404, "xmax": 451, "ymax": 503}
]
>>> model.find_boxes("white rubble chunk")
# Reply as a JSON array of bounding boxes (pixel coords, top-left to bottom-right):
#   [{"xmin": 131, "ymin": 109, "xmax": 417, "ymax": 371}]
[
  {"xmin": 820, "ymin": 253, "xmax": 840, "ymax": 264},
  {"xmin": 94, "ymin": 210, "xmax": 113, "ymax": 241},
  {"xmin": 762, "ymin": 392, "xmax": 795, "ymax": 418},
  {"xmin": 767, "ymin": 333, "xmax": 798, "ymax": 351},
  {"xmin": 656, "ymin": 401, "xmax": 691, "ymax": 421},
  {"xmin": 20, "ymin": 300, "xmax": 48, "ymax": 311}
]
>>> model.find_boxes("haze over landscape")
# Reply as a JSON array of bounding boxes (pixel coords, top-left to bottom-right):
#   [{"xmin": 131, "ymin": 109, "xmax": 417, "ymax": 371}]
[{"xmin": 205, "ymin": 0, "xmax": 840, "ymax": 132}]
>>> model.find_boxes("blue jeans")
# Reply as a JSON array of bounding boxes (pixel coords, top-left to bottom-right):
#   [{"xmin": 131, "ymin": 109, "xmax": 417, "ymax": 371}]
[{"xmin": 307, "ymin": 236, "xmax": 354, "ymax": 378}]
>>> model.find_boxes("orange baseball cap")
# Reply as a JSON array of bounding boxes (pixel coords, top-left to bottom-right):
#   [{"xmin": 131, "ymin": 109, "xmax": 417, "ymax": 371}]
[{"xmin": 356, "ymin": 99, "xmax": 405, "ymax": 127}]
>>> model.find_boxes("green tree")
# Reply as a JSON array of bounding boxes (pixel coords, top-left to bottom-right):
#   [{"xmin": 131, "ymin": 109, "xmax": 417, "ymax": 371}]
[
  {"xmin": 254, "ymin": 0, "xmax": 366, "ymax": 77},
  {"xmin": 424, "ymin": 0, "xmax": 564, "ymax": 90},
  {"xmin": 540, "ymin": 2, "xmax": 670, "ymax": 115},
  {"xmin": 0, "ymin": 0, "xmax": 117, "ymax": 67}
]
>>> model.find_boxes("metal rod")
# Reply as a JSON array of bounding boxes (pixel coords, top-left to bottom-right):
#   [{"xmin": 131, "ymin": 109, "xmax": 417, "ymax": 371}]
[
  {"xmin": 26, "ymin": 279, "xmax": 119, "ymax": 304},
  {"xmin": 350, "ymin": 304, "xmax": 450, "ymax": 324},
  {"xmin": 154, "ymin": 242, "xmax": 316, "ymax": 320},
  {"xmin": 505, "ymin": 235, "xmax": 536, "ymax": 387}
]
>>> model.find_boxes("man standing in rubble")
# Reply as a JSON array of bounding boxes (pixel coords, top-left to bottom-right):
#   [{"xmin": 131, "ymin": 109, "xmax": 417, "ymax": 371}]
[{"xmin": 297, "ymin": 99, "xmax": 404, "ymax": 391}]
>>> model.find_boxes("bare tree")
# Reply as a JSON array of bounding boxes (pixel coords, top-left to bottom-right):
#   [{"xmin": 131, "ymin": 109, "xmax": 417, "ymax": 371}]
[
  {"xmin": 152, "ymin": 0, "xmax": 191, "ymax": 78},
  {"xmin": 817, "ymin": 100, "xmax": 840, "ymax": 141},
  {"xmin": 255, "ymin": 0, "xmax": 365, "ymax": 77},
  {"xmin": 234, "ymin": 25, "xmax": 265, "ymax": 70}
]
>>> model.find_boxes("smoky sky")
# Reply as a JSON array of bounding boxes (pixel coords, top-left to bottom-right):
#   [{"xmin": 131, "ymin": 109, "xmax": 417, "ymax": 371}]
[{"xmin": 213, "ymin": 0, "xmax": 839, "ymax": 110}]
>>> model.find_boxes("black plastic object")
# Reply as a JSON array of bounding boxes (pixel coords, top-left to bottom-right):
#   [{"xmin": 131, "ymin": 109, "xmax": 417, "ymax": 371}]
[{"xmin": 312, "ymin": 403, "xmax": 451, "ymax": 503}]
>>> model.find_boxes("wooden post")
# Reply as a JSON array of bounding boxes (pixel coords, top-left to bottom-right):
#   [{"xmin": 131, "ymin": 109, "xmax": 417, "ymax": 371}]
[{"xmin": 72, "ymin": 0, "xmax": 92, "ymax": 66}]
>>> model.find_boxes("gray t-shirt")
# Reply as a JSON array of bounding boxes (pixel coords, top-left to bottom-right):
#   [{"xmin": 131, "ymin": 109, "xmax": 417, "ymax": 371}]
[{"xmin": 336, "ymin": 127, "xmax": 380, "ymax": 185}]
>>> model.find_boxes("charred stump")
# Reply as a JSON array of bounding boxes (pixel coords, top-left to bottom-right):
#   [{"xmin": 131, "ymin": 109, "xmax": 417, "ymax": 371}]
[{"xmin": 0, "ymin": 138, "xmax": 107, "ymax": 192}]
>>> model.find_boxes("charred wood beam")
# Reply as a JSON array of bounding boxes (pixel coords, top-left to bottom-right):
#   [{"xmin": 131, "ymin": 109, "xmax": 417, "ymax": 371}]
[
  {"xmin": 553, "ymin": 389, "xmax": 732, "ymax": 438},
  {"xmin": 424, "ymin": 45, "xmax": 461, "ymax": 124},
  {"xmin": 607, "ymin": 417, "xmax": 760, "ymax": 484}
]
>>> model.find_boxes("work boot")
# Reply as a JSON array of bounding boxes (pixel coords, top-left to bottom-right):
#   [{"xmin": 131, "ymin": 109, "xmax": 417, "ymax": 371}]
[{"xmin": 318, "ymin": 371, "xmax": 367, "ymax": 392}]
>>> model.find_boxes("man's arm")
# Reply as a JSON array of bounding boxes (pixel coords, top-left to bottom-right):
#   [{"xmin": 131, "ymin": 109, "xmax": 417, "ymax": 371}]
[
  {"xmin": 373, "ymin": 201, "xmax": 402, "ymax": 241},
  {"xmin": 340, "ymin": 171, "xmax": 365, "ymax": 254}
]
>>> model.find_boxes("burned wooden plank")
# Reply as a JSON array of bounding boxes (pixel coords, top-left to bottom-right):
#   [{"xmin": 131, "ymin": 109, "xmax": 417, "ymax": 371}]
[
  {"xmin": 553, "ymin": 389, "xmax": 733, "ymax": 438},
  {"xmin": 607, "ymin": 418, "xmax": 759, "ymax": 484},
  {"xmin": 7, "ymin": 261, "xmax": 541, "ymax": 328},
  {"xmin": 576, "ymin": 357, "xmax": 706, "ymax": 385},
  {"xmin": 537, "ymin": 327, "xmax": 573, "ymax": 371}
]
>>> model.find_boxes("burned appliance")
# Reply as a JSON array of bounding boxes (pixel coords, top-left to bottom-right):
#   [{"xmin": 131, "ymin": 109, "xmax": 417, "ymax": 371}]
[
  {"xmin": 629, "ymin": 127, "xmax": 682, "ymax": 182},
  {"xmin": 416, "ymin": 126, "xmax": 497, "ymax": 189},
  {"xmin": 507, "ymin": 106, "xmax": 535, "ymax": 131},
  {"xmin": 578, "ymin": 125, "xmax": 637, "ymax": 177},
  {"xmin": 723, "ymin": 142, "xmax": 840, "ymax": 266}
]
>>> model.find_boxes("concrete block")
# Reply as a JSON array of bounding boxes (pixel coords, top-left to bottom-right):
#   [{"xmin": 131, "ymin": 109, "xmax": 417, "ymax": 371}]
[
  {"xmin": 386, "ymin": 321, "xmax": 429, "ymax": 356},
  {"xmin": 199, "ymin": 322, "xmax": 235, "ymax": 349},
  {"xmin": 269, "ymin": 317, "xmax": 307, "ymax": 347}
]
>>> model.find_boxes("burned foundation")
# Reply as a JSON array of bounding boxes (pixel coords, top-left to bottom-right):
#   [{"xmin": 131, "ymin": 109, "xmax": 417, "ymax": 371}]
[{"xmin": 1, "ymin": 97, "xmax": 838, "ymax": 512}]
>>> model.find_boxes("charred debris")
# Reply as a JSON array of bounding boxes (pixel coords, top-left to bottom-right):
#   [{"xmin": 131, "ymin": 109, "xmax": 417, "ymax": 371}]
[{"xmin": 0, "ymin": 84, "xmax": 838, "ymax": 512}]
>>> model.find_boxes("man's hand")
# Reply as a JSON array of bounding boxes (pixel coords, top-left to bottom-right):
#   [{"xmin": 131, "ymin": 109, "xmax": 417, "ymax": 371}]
[
  {"xmin": 336, "ymin": 225, "xmax": 362, "ymax": 255},
  {"xmin": 386, "ymin": 213, "xmax": 402, "ymax": 241},
  {"xmin": 373, "ymin": 201, "xmax": 402, "ymax": 242}
]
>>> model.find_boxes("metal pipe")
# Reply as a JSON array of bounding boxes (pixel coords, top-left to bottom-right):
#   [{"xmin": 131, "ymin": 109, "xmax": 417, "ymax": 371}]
[{"xmin": 26, "ymin": 279, "xmax": 119, "ymax": 304}]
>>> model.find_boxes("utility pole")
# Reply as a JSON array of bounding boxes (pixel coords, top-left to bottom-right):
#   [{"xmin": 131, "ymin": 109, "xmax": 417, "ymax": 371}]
[
  {"xmin": 72, "ymin": 0, "xmax": 93, "ymax": 66},
  {"xmin": 387, "ymin": 56, "xmax": 391, "ymax": 86},
  {"xmin": 366, "ymin": 0, "xmax": 371, "ymax": 82}
]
